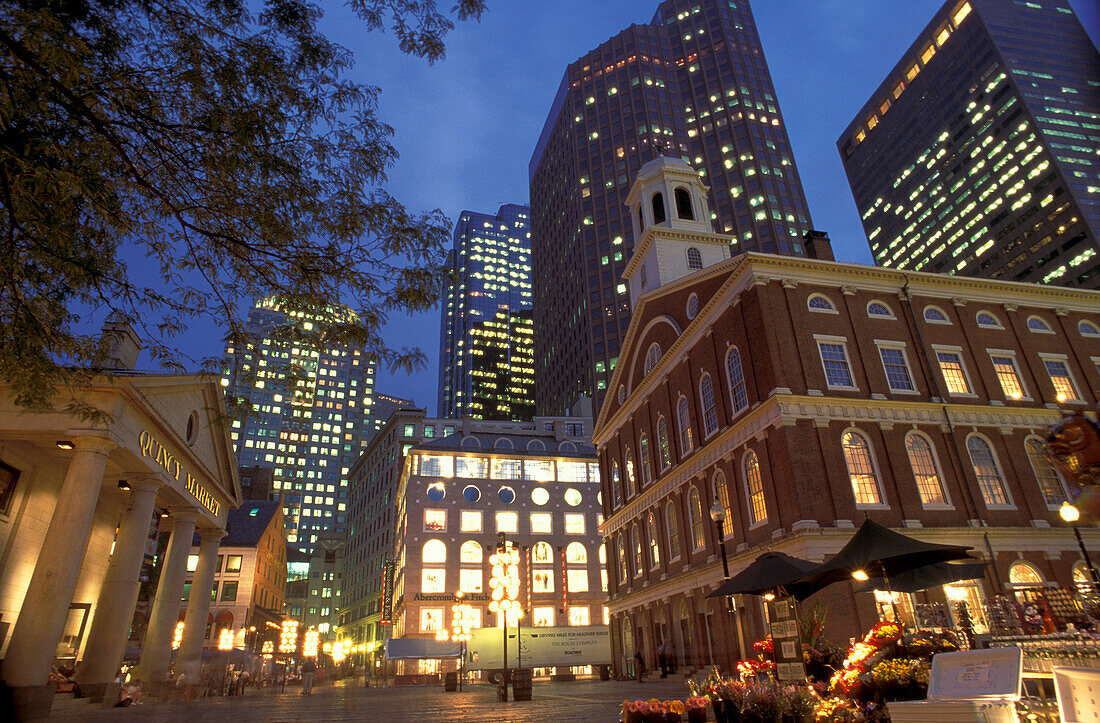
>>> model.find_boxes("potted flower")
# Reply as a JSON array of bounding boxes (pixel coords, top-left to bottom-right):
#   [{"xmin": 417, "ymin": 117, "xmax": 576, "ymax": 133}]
[
  {"xmin": 685, "ymin": 696, "xmax": 709, "ymax": 723},
  {"xmin": 623, "ymin": 699, "xmax": 646, "ymax": 723}
]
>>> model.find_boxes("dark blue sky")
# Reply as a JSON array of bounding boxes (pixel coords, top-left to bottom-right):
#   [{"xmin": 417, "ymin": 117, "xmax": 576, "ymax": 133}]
[{"xmin": 168, "ymin": 0, "xmax": 1100, "ymax": 414}]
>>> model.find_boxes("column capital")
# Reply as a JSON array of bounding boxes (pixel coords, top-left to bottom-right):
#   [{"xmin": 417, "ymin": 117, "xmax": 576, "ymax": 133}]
[
  {"xmin": 67, "ymin": 436, "xmax": 116, "ymax": 456},
  {"xmin": 167, "ymin": 508, "xmax": 200, "ymax": 525},
  {"xmin": 199, "ymin": 528, "xmax": 226, "ymax": 543},
  {"xmin": 126, "ymin": 476, "xmax": 164, "ymax": 495}
]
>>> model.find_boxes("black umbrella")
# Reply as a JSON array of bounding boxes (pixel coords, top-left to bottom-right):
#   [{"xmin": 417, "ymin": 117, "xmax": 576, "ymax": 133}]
[
  {"xmin": 707, "ymin": 551, "xmax": 820, "ymax": 599},
  {"xmin": 789, "ymin": 519, "xmax": 973, "ymax": 597},
  {"xmin": 853, "ymin": 560, "xmax": 988, "ymax": 594}
]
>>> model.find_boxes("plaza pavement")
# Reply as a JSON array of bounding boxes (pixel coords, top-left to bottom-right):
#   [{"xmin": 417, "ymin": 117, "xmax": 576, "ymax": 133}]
[{"xmin": 48, "ymin": 676, "xmax": 700, "ymax": 722}]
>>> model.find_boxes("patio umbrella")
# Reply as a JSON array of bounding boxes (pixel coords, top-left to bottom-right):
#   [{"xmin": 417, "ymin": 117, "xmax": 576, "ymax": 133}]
[
  {"xmin": 788, "ymin": 518, "xmax": 973, "ymax": 597},
  {"xmin": 853, "ymin": 560, "xmax": 988, "ymax": 594},
  {"xmin": 706, "ymin": 551, "xmax": 821, "ymax": 599}
]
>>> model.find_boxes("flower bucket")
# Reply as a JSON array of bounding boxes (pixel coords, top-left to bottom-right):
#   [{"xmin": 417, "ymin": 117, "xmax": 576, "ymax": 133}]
[{"xmin": 688, "ymin": 708, "xmax": 708, "ymax": 723}]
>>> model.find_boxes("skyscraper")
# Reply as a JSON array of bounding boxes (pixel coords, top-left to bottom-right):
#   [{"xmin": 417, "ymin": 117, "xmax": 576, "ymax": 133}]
[
  {"xmin": 838, "ymin": 0, "xmax": 1099, "ymax": 288},
  {"xmin": 438, "ymin": 203, "xmax": 535, "ymax": 421},
  {"xmin": 529, "ymin": 0, "xmax": 814, "ymax": 416},
  {"xmin": 223, "ymin": 296, "xmax": 377, "ymax": 549}
]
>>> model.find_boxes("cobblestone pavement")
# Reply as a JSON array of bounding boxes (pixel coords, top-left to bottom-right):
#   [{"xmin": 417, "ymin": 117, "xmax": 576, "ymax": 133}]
[{"xmin": 48, "ymin": 676, "xmax": 701, "ymax": 722}]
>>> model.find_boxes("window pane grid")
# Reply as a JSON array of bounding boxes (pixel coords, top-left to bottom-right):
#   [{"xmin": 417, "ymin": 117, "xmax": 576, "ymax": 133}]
[
  {"xmin": 936, "ymin": 352, "xmax": 971, "ymax": 394},
  {"xmin": 700, "ymin": 376, "xmax": 718, "ymax": 435},
  {"xmin": 726, "ymin": 348, "xmax": 748, "ymax": 412},
  {"xmin": 967, "ymin": 437, "xmax": 1010, "ymax": 506},
  {"xmin": 677, "ymin": 397, "xmax": 694, "ymax": 454},
  {"xmin": 879, "ymin": 348, "xmax": 914, "ymax": 391},
  {"xmin": 666, "ymin": 503, "xmax": 681, "ymax": 559},
  {"xmin": 905, "ymin": 435, "xmax": 947, "ymax": 505},
  {"xmin": 991, "ymin": 356, "xmax": 1024, "ymax": 399},
  {"xmin": 1026, "ymin": 438, "xmax": 1066, "ymax": 506},
  {"xmin": 819, "ymin": 342, "xmax": 854, "ymax": 387},
  {"xmin": 689, "ymin": 488, "xmax": 705, "ymax": 549},
  {"xmin": 744, "ymin": 451, "xmax": 767, "ymax": 524},
  {"xmin": 842, "ymin": 431, "xmax": 883, "ymax": 505},
  {"xmin": 1044, "ymin": 360, "xmax": 1080, "ymax": 401}
]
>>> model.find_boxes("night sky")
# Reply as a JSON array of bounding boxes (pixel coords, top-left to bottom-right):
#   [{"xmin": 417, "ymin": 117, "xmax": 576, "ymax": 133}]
[{"xmin": 161, "ymin": 0, "xmax": 1100, "ymax": 414}]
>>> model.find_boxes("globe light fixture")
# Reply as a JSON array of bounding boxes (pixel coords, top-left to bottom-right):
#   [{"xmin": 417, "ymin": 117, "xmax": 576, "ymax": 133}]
[
  {"xmin": 217, "ymin": 627, "xmax": 234, "ymax": 651},
  {"xmin": 302, "ymin": 628, "xmax": 319, "ymax": 658},
  {"xmin": 852, "ymin": 569, "xmax": 870, "ymax": 582},
  {"xmin": 172, "ymin": 621, "xmax": 185, "ymax": 650},
  {"xmin": 1060, "ymin": 501, "xmax": 1081, "ymax": 523}
]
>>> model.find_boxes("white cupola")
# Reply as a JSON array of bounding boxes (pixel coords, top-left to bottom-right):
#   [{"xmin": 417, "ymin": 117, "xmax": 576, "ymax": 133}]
[{"xmin": 622, "ymin": 157, "xmax": 731, "ymax": 307}]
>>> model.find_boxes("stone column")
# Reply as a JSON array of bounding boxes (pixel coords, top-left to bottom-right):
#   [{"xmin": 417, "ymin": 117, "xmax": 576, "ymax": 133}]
[
  {"xmin": 133, "ymin": 508, "xmax": 198, "ymax": 683},
  {"xmin": 77, "ymin": 477, "xmax": 163, "ymax": 688},
  {"xmin": 2, "ymin": 436, "xmax": 115, "ymax": 689},
  {"xmin": 175, "ymin": 529, "xmax": 224, "ymax": 682}
]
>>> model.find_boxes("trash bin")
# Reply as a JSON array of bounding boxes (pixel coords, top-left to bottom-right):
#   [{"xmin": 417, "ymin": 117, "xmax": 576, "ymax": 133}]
[
  {"xmin": 511, "ymin": 668, "xmax": 532, "ymax": 701},
  {"xmin": 444, "ymin": 672, "xmax": 457, "ymax": 692}
]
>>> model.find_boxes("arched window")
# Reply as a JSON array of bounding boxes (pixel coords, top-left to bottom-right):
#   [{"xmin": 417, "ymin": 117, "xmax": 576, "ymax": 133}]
[
  {"xmin": 714, "ymin": 471, "xmax": 732, "ymax": 526},
  {"xmin": 867, "ymin": 301, "xmax": 894, "ymax": 318},
  {"xmin": 677, "ymin": 396, "xmax": 694, "ymax": 455},
  {"xmin": 616, "ymin": 535, "xmax": 628, "ymax": 584},
  {"xmin": 1072, "ymin": 563, "xmax": 1095, "ymax": 596},
  {"xmin": 665, "ymin": 501, "xmax": 681, "ymax": 560},
  {"xmin": 652, "ymin": 192, "xmax": 666, "ymax": 223},
  {"xmin": 743, "ymin": 449, "xmax": 767, "ymax": 525},
  {"xmin": 422, "ymin": 539, "xmax": 447, "ymax": 564},
  {"xmin": 699, "ymin": 373, "xmax": 718, "ymax": 437},
  {"xmin": 807, "ymin": 294, "xmax": 836, "ymax": 312},
  {"xmin": 675, "ymin": 187, "xmax": 694, "ymax": 219},
  {"xmin": 639, "ymin": 435, "xmax": 652, "ymax": 486},
  {"xmin": 526, "ymin": 439, "xmax": 546, "ymax": 451},
  {"xmin": 687, "ymin": 293, "xmax": 699, "ymax": 319},
  {"xmin": 976, "ymin": 311, "xmax": 1002, "ymax": 329},
  {"xmin": 460, "ymin": 540, "xmax": 482, "ymax": 564},
  {"xmin": 566, "ymin": 542, "xmax": 587, "ymax": 564},
  {"xmin": 640, "ymin": 263, "xmax": 649, "ymax": 290},
  {"xmin": 923, "ymin": 306, "xmax": 949, "ymax": 323},
  {"xmin": 494, "ymin": 437, "xmax": 513, "ymax": 449},
  {"xmin": 638, "ymin": 205, "xmax": 644, "ymax": 232},
  {"xmin": 644, "ymin": 343, "xmax": 662, "ymax": 375},
  {"xmin": 966, "ymin": 435, "xmax": 1011, "ymax": 507},
  {"xmin": 841, "ymin": 430, "xmax": 884, "ymax": 506},
  {"xmin": 1078, "ymin": 320, "xmax": 1100, "ymax": 337},
  {"xmin": 726, "ymin": 346, "xmax": 748, "ymax": 414},
  {"xmin": 1026, "ymin": 315, "xmax": 1052, "ymax": 333},
  {"xmin": 905, "ymin": 433, "xmax": 948, "ymax": 506},
  {"xmin": 632, "ymin": 524, "xmax": 644, "ymax": 573},
  {"xmin": 625, "ymin": 449, "xmax": 637, "ymax": 497},
  {"xmin": 599, "ymin": 543, "xmax": 607, "ymax": 565},
  {"xmin": 688, "ymin": 486, "xmax": 705, "ymax": 550},
  {"xmin": 1025, "ymin": 436, "xmax": 1066, "ymax": 507},
  {"xmin": 533, "ymin": 541, "xmax": 553, "ymax": 564},
  {"xmin": 656, "ymin": 416, "xmax": 672, "ymax": 471},
  {"xmin": 610, "ymin": 461, "xmax": 622, "ymax": 507},
  {"xmin": 648, "ymin": 512, "xmax": 661, "ymax": 567},
  {"xmin": 686, "ymin": 247, "xmax": 703, "ymax": 270},
  {"xmin": 1008, "ymin": 562, "xmax": 1044, "ymax": 587}
]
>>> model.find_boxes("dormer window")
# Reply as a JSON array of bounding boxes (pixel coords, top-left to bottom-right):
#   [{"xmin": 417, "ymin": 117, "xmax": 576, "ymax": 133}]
[
  {"xmin": 652, "ymin": 193, "xmax": 666, "ymax": 223},
  {"xmin": 675, "ymin": 187, "xmax": 694, "ymax": 219},
  {"xmin": 686, "ymin": 247, "xmax": 702, "ymax": 270}
]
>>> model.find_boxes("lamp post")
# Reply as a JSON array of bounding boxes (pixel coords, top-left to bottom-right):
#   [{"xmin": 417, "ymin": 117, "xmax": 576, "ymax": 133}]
[
  {"xmin": 709, "ymin": 499, "xmax": 745, "ymax": 664},
  {"xmin": 278, "ymin": 619, "xmax": 299, "ymax": 693},
  {"xmin": 218, "ymin": 627, "xmax": 234, "ymax": 695},
  {"xmin": 489, "ymin": 533, "xmax": 520, "ymax": 702},
  {"xmin": 450, "ymin": 594, "xmax": 473, "ymax": 692},
  {"xmin": 1060, "ymin": 502, "xmax": 1100, "ymax": 592}
]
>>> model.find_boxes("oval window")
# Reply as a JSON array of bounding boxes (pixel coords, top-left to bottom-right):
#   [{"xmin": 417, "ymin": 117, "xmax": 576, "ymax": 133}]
[
  {"xmin": 462, "ymin": 485, "xmax": 481, "ymax": 503},
  {"xmin": 498, "ymin": 486, "xmax": 516, "ymax": 504},
  {"xmin": 564, "ymin": 488, "xmax": 582, "ymax": 506},
  {"xmin": 531, "ymin": 488, "xmax": 549, "ymax": 505},
  {"xmin": 426, "ymin": 482, "xmax": 446, "ymax": 502}
]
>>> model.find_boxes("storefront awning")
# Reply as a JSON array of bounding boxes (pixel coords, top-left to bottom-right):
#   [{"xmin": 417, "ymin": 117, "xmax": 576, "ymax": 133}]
[{"xmin": 384, "ymin": 638, "xmax": 461, "ymax": 660}]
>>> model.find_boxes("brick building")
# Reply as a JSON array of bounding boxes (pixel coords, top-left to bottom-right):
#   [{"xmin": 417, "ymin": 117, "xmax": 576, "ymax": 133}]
[{"xmin": 594, "ymin": 158, "xmax": 1100, "ymax": 676}]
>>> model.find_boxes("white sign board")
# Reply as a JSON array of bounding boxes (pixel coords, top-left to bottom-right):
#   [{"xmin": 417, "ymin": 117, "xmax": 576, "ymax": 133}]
[
  {"xmin": 928, "ymin": 647, "xmax": 1023, "ymax": 701},
  {"xmin": 466, "ymin": 626, "xmax": 610, "ymax": 670}
]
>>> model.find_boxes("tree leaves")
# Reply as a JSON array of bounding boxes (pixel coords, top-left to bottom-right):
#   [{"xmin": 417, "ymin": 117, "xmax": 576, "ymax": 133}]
[{"xmin": 0, "ymin": 0, "xmax": 486, "ymax": 412}]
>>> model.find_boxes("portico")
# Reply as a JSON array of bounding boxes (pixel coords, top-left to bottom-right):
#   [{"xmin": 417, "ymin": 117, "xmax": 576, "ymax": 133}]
[{"xmin": 0, "ymin": 324, "xmax": 240, "ymax": 717}]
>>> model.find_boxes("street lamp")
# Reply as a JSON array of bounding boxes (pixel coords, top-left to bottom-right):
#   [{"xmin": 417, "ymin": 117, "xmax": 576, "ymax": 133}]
[
  {"xmin": 450, "ymin": 596, "xmax": 474, "ymax": 692},
  {"xmin": 1060, "ymin": 502, "xmax": 1100, "ymax": 593},
  {"xmin": 218, "ymin": 627, "xmax": 234, "ymax": 695},
  {"xmin": 278, "ymin": 619, "xmax": 299, "ymax": 693},
  {"xmin": 489, "ymin": 533, "xmax": 520, "ymax": 702},
  {"xmin": 709, "ymin": 499, "xmax": 745, "ymax": 663}
]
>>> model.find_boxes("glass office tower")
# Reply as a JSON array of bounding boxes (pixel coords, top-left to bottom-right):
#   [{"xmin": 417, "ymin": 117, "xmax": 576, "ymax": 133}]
[
  {"xmin": 223, "ymin": 297, "xmax": 377, "ymax": 549},
  {"xmin": 839, "ymin": 0, "xmax": 1099, "ymax": 288},
  {"xmin": 530, "ymin": 0, "xmax": 814, "ymax": 416},
  {"xmin": 438, "ymin": 203, "xmax": 535, "ymax": 421}
]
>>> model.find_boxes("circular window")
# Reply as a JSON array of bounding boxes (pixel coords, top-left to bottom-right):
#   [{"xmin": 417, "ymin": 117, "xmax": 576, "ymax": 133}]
[
  {"xmin": 564, "ymin": 488, "xmax": 582, "ymax": 506},
  {"xmin": 462, "ymin": 485, "xmax": 481, "ymax": 503},
  {"xmin": 597, "ymin": 490, "xmax": 603, "ymax": 505},
  {"xmin": 531, "ymin": 488, "xmax": 549, "ymax": 505},
  {"xmin": 185, "ymin": 410, "xmax": 199, "ymax": 446},
  {"xmin": 426, "ymin": 482, "xmax": 446, "ymax": 502},
  {"xmin": 498, "ymin": 486, "xmax": 516, "ymax": 504}
]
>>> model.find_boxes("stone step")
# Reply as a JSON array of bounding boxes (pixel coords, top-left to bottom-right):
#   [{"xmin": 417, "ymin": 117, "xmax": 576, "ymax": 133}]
[{"xmin": 51, "ymin": 693, "xmax": 93, "ymax": 714}]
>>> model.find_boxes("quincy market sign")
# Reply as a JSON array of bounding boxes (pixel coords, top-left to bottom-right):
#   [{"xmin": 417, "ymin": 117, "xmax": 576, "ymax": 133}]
[{"xmin": 139, "ymin": 429, "xmax": 221, "ymax": 516}]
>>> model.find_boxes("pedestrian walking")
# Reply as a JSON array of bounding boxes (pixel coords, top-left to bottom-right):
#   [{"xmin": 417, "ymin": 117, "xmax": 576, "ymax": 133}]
[
  {"xmin": 657, "ymin": 641, "xmax": 668, "ymax": 678},
  {"xmin": 301, "ymin": 657, "xmax": 317, "ymax": 695},
  {"xmin": 633, "ymin": 648, "xmax": 644, "ymax": 682}
]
